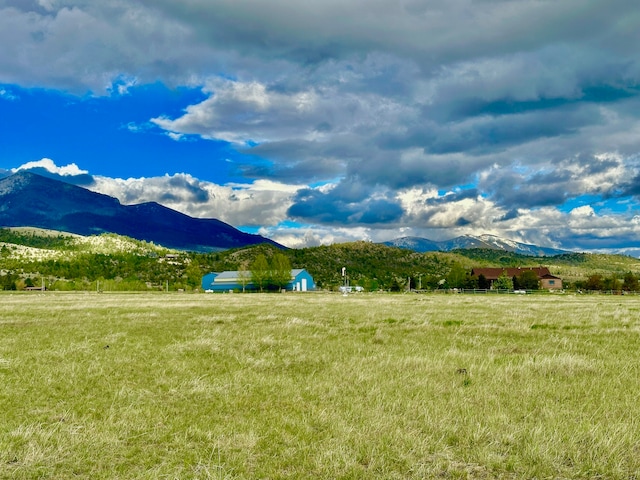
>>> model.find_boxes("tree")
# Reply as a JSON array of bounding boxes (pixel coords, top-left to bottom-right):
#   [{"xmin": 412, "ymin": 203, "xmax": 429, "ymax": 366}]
[
  {"xmin": 184, "ymin": 259, "xmax": 203, "ymax": 289},
  {"xmin": 517, "ymin": 270, "xmax": 540, "ymax": 290},
  {"xmin": 493, "ymin": 273, "xmax": 513, "ymax": 290},
  {"xmin": 237, "ymin": 261, "xmax": 251, "ymax": 293},
  {"xmin": 270, "ymin": 253, "xmax": 292, "ymax": 290},
  {"xmin": 463, "ymin": 273, "xmax": 478, "ymax": 289},
  {"xmin": 0, "ymin": 272, "xmax": 17, "ymax": 290},
  {"xmin": 446, "ymin": 262, "xmax": 467, "ymax": 289},
  {"xmin": 250, "ymin": 254, "xmax": 269, "ymax": 292},
  {"xmin": 585, "ymin": 274, "xmax": 604, "ymax": 291},
  {"xmin": 603, "ymin": 275, "xmax": 621, "ymax": 292},
  {"xmin": 389, "ymin": 277, "xmax": 402, "ymax": 292},
  {"xmin": 477, "ymin": 274, "xmax": 490, "ymax": 290},
  {"xmin": 623, "ymin": 272, "xmax": 639, "ymax": 292}
]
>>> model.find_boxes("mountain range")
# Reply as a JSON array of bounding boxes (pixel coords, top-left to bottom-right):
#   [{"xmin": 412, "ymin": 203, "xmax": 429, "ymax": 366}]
[
  {"xmin": 383, "ymin": 235, "xmax": 569, "ymax": 256},
  {"xmin": 0, "ymin": 171, "xmax": 575, "ymax": 256},
  {"xmin": 0, "ymin": 171, "xmax": 281, "ymax": 251}
]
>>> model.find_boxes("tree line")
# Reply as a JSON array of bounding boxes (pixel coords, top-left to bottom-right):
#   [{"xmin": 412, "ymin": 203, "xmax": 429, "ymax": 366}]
[
  {"xmin": 246, "ymin": 253, "xmax": 292, "ymax": 291},
  {"xmin": 576, "ymin": 272, "xmax": 640, "ymax": 292},
  {"xmin": 2, "ymin": 234, "xmax": 640, "ymax": 292}
]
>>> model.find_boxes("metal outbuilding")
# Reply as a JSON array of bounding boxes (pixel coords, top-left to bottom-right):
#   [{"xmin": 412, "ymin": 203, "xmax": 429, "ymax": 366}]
[{"xmin": 202, "ymin": 269, "xmax": 315, "ymax": 292}]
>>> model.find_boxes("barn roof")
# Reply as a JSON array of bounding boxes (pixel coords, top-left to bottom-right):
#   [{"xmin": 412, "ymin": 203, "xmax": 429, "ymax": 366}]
[{"xmin": 210, "ymin": 269, "xmax": 308, "ymax": 282}]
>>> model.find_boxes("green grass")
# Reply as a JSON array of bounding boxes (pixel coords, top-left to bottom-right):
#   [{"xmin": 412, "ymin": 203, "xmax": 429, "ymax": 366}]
[{"xmin": 1, "ymin": 292, "xmax": 640, "ymax": 479}]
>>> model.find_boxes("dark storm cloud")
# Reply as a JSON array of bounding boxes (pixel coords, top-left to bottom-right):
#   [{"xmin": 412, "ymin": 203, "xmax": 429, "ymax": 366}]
[
  {"xmin": 373, "ymin": 106, "xmax": 592, "ymax": 157},
  {"xmin": 498, "ymin": 209, "xmax": 520, "ymax": 222},
  {"xmin": 288, "ymin": 185, "xmax": 404, "ymax": 225},
  {"xmin": 425, "ymin": 189, "xmax": 479, "ymax": 206},
  {"xmin": 167, "ymin": 175, "xmax": 210, "ymax": 203},
  {"xmin": 238, "ymin": 140, "xmax": 349, "ymax": 183},
  {"xmin": 137, "ymin": 0, "xmax": 640, "ymax": 72},
  {"xmin": 620, "ymin": 173, "xmax": 640, "ymax": 197},
  {"xmin": 136, "ymin": 0, "xmax": 640, "ymax": 219},
  {"xmin": 547, "ymin": 231, "xmax": 640, "ymax": 251},
  {"xmin": 479, "ymin": 154, "xmax": 632, "ymax": 209},
  {"xmin": 484, "ymin": 169, "xmax": 571, "ymax": 209},
  {"xmin": 427, "ymin": 66, "xmax": 640, "ymax": 124}
]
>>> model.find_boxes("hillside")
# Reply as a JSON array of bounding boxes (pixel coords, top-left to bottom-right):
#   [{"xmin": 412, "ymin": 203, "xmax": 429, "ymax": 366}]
[
  {"xmin": 2, "ymin": 228, "xmax": 640, "ymax": 291},
  {"xmin": 0, "ymin": 227, "xmax": 171, "ymax": 255},
  {"xmin": 0, "ymin": 171, "xmax": 282, "ymax": 251}
]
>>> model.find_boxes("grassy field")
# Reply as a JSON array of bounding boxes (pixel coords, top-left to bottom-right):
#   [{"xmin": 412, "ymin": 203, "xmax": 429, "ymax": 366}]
[{"xmin": 1, "ymin": 292, "xmax": 639, "ymax": 479}]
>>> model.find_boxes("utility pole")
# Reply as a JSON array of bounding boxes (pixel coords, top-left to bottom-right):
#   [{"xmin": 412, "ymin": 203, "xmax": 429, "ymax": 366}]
[{"xmin": 342, "ymin": 267, "xmax": 348, "ymax": 294}]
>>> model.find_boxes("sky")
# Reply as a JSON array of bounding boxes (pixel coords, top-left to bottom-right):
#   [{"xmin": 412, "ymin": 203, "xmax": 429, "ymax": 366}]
[{"xmin": 1, "ymin": 0, "xmax": 640, "ymax": 254}]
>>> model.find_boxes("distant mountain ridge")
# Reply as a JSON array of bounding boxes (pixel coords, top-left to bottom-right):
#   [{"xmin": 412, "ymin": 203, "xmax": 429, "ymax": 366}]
[
  {"xmin": 383, "ymin": 234, "xmax": 568, "ymax": 256},
  {"xmin": 0, "ymin": 171, "xmax": 282, "ymax": 251}
]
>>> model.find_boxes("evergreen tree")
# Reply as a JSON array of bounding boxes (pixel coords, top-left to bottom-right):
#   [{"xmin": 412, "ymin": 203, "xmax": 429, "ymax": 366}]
[{"xmin": 477, "ymin": 274, "xmax": 490, "ymax": 290}]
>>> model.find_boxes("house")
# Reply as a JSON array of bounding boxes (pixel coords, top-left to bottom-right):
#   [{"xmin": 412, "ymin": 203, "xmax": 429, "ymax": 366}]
[
  {"xmin": 471, "ymin": 267, "xmax": 563, "ymax": 290},
  {"xmin": 202, "ymin": 269, "xmax": 315, "ymax": 292},
  {"xmin": 539, "ymin": 272, "xmax": 562, "ymax": 290}
]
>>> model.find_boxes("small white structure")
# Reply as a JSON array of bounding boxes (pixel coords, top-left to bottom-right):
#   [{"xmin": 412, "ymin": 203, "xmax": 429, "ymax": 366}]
[{"xmin": 339, "ymin": 285, "xmax": 364, "ymax": 293}]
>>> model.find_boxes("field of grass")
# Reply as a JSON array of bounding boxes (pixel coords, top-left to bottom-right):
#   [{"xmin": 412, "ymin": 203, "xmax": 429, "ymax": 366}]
[{"xmin": 1, "ymin": 292, "xmax": 639, "ymax": 479}]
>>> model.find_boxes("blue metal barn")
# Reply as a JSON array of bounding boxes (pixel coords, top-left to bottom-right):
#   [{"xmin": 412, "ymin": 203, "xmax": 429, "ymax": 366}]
[{"xmin": 202, "ymin": 269, "xmax": 315, "ymax": 292}]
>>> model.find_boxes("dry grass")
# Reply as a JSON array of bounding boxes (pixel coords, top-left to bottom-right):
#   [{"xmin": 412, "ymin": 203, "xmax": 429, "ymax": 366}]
[{"xmin": 1, "ymin": 292, "xmax": 639, "ymax": 479}]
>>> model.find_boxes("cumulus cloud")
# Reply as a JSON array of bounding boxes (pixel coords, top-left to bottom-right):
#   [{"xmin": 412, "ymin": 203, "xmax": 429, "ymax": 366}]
[
  {"xmin": 7, "ymin": 158, "xmax": 640, "ymax": 251},
  {"xmin": 2, "ymin": 1, "xmax": 640, "ymax": 251},
  {"xmin": 152, "ymin": 76, "xmax": 412, "ymax": 147},
  {"xmin": 12, "ymin": 158, "xmax": 94, "ymax": 185},
  {"xmin": 9, "ymin": 158, "xmax": 300, "ymax": 228},
  {"xmin": 89, "ymin": 174, "xmax": 301, "ymax": 228},
  {"xmin": 14, "ymin": 158, "xmax": 87, "ymax": 176}
]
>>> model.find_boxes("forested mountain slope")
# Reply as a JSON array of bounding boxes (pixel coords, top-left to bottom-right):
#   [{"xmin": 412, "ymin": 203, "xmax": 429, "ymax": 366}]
[{"xmin": 2, "ymin": 229, "xmax": 640, "ymax": 291}]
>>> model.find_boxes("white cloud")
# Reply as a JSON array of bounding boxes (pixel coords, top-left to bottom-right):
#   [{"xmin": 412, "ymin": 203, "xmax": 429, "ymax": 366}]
[
  {"xmin": 152, "ymin": 77, "xmax": 411, "ymax": 146},
  {"xmin": 261, "ymin": 224, "xmax": 377, "ymax": 248},
  {"xmin": 89, "ymin": 173, "xmax": 303, "ymax": 227},
  {"xmin": 0, "ymin": 88, "xmax": 18, "ymax": 100},
  {"xmin": 14, "ymin": 158, "xmax": 88, "ymax": 176},
  {"xmin": 569, "ymin": 205, "xmax": 596, "ymax": 218},
  {"xmin": 166, "ymin": 132, "xmax": 185, "ymax": 141}
]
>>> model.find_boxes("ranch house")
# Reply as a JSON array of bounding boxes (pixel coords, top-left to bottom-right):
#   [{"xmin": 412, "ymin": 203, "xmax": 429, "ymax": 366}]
[
  {"xmin": 202, "ymin": 269, "xmax": 315, "ymax": 292},
  {"xmin": 471, "ymin": 267, "xmax": 563, "ymax": 290}
]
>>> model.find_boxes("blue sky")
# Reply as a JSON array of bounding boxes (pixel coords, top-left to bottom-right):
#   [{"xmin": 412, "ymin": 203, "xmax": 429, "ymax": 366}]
[{"xmin": 1, "ymin": 1, "xmax": 640, "ymax": 254}]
